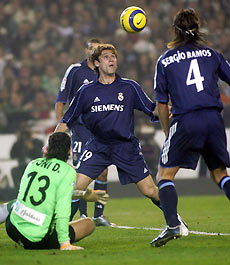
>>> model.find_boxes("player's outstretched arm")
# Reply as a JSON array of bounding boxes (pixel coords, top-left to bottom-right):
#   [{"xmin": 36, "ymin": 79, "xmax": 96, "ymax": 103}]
[{"xmin": 72, "ymin": 188, "xmax": 109, "ymax": 205}]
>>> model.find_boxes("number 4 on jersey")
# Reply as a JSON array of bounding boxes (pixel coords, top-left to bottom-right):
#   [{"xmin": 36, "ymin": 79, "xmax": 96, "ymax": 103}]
[{"xmin": 186, "ymin": 59, "xmax": 204, "ymax": 92}]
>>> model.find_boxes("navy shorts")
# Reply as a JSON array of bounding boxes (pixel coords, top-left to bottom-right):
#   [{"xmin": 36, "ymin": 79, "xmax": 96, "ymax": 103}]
[
  {"xmin": 160, "ymin": 109, "xmax": 230, "ymax": 171},
  {"xmin": 70, "ymin": 123, "xmax": 93, "ymax": 166},
  {"xmin": 6, "ymin": 215, "xmax": 75, "ymax": 250},
  {"xmin": 76, "ymin": 137, "xmax": 151, "ymax": 185}
]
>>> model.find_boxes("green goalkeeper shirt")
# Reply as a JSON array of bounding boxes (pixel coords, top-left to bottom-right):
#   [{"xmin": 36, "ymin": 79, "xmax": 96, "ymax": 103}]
[{"xmin": 10, "ymin": 157, "xmax": 76, "ymax": 244}]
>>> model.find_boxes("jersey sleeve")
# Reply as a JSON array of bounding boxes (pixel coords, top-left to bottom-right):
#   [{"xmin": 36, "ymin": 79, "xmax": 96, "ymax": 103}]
[
  {"xmin": 218, "ymin": 53, "xmax": 230, "ymax": 85},
  {"xmin": 154, "ymin": 55, "xmax": 169, "ymax": 103},
  {"xmin": 61, "ymin": 87, "xmax": 85, "ymax": 129},
  {"xmin": 54, "ymin": 165, "xmax": 76, "ymax": 244},
  {"xmin": 55, "ymin": 65, "xmax": 78, "ymax": 104},
  {"xmin": 132, "ymin": 81, "xmax": 157, "ymax": 122}
]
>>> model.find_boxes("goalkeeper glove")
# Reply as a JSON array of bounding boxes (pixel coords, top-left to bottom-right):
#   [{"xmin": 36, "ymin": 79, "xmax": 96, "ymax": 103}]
[
  {"xmin": 73, "ymin": 188, "xmax": 109, "ymax": 205},
  {"xmin": 60, "ymin": 240, "xmax": 84, "ymax": 251}
]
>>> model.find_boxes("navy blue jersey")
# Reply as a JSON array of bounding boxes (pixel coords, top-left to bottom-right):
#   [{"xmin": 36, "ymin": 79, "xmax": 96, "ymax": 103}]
[
  {"xmin": 62, "ymin": 75, "xmax": 156, "ymax": 141},
  {"xmin": 154, "ymin": 44, "xmax": 230, "ymax": 115},
  {"xmin": 55, "ymin": 60, "xmax": 96, "ymax": 105}
]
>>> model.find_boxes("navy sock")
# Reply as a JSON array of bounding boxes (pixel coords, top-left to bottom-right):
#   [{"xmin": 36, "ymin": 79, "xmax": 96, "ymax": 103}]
[
  {"xmin": 218, "ymin": 176, "xmax": 230, "ymax": 199},
  {"xmin": 70, "ymin": 200, "xmax": 80, "ymax": 221},
  {"xmin": 79, "ymin": 199, "xmax": 87, "ymax": 216},
  {"xmin": 94, "ymin": 180, "xmax": 107, "ymax": 218},
  {"xmin": 158, "ymin": 179, "xmax": 180, "ymax": 227},
  {"xmin": 151, "ymin": 199, "xmax": 162, "ymax": 210}
]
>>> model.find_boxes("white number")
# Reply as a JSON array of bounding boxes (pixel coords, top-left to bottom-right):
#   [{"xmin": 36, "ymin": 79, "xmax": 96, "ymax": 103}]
[
  {"xmin": 186, "ymin": 59, "xmax": 204, "ymax": 92},
  {"xmin": 73, "ymin": 141, "xmax": 82, "ymax": 153},
  {"xmin": 80, "ymin": 150, "xmax": 93, "ymax": 161}
]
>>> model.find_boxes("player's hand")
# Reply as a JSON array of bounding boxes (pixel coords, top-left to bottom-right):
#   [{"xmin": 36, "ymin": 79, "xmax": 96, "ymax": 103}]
[
  {"xmin": 84, "ymin": 188, "xmax": 109, "ymax": 205},
  {"xmin": 168, "ymin": 105, "xmax": 173, "ymax": 119},
  {"xmin": 60, "ymin": 240, "xmax": 84, "ymax": 251},
  {"xmin": 93, "ymin": 189, "xmax": 110, "ymax": 205}
]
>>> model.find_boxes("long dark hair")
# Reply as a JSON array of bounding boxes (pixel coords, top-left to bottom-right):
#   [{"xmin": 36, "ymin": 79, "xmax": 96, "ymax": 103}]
[
  {"xmin": 168, "ymin": 8, "xmax": 207, "ymax": 49},
  {"xmin": 45, "ymin": 132, "xmax": 71, "ymax": 162}
]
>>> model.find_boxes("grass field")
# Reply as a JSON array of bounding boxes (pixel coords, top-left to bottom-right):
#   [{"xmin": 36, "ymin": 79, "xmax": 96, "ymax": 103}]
[{"xmin": 0, "ymin": 195, "xmax": 230, "ymax": 265}]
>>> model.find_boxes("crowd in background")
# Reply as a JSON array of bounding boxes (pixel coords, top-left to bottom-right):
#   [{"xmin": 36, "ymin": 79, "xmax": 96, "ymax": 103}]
[{"xmin": 0, "ymin": 0, "xmax": 230, "ymax": 135}]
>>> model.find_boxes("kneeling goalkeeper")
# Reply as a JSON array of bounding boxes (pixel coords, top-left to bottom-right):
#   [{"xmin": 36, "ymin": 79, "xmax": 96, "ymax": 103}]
[{"xmin": 5, "ymin": 132, "xmax": 108, "ymax": 250}]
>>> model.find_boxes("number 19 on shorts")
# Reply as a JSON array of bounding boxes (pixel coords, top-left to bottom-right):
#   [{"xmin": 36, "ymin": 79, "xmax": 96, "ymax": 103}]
[{"xmin": 76, "ymin": 150, "xmax": 93, "ymax": 169}]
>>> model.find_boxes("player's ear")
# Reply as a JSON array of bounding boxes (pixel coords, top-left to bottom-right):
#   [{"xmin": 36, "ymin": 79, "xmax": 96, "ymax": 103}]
[
  {"xmin": 42, "ymin": 145, "xmax": 48, "ymax": 156},
  {"xmin": 68, "ymin": 147, "xmax": 72, "ymax": 155},
  {"xmin": 94, "ymin": 60, "xmax": 100, "ymax": 67}
]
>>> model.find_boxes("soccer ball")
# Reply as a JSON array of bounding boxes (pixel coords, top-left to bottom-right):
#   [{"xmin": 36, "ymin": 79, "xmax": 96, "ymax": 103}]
[{"xmin": 120, "ymin": 6, "xmax": 147, "ymax": 33}]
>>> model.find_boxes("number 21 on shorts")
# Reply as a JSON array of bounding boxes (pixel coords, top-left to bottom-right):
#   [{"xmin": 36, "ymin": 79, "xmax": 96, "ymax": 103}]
[{"xmin": 186, "ymin": 59, "xmax": 204, "ymax": 92}]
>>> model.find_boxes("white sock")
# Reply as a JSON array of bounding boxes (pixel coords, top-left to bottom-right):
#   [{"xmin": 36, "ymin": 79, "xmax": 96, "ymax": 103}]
[{"xmin": 0, "ymin": 203, "xmax": 9, "ymax": 224}]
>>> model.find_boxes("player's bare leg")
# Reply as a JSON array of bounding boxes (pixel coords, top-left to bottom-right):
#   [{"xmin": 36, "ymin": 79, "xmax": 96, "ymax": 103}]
[
  {"xmin": 210, "ymin": 167, "xmax": 228, "ymax": 184},
  {"xmin": 136, "ymin": 174, "xmax": 159, "ymax": 200},
  {"xmin": 70, "ymin": 173, "xmax": 94, "ymax": 221},
  {"xmin": 75, "ymin": 173, "xmax": 94, "ymax": 190},
  {"xmin": 60, "ymin": 217, "xmax": 95, "ymax": 251},
  {"xmin": 211, "ymin": 167, "xmax": 230, "ymax": 200},
  {"xmin": 70, "ymin": 217, "xmax": 95, "ymax": 242}
]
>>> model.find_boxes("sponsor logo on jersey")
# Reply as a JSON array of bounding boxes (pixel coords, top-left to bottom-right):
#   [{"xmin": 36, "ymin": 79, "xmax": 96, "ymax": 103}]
[
  {"xmin": 94, "ymin": 97, "xmax": 101, "ymax": 102},
  {"xmin": 91, "ymin": 104, "xmax": 124, "ymax": 112},
  {"xmin": 118, "ymin": 92, "xmax": 124, "ymax": 101},
  {"xmin": 13, "ymin": 201, "xmax": 46, "ymax": 226},
  {"xmin": 83, "ymin": 78, "xmax": 90, "ymax": 84}
]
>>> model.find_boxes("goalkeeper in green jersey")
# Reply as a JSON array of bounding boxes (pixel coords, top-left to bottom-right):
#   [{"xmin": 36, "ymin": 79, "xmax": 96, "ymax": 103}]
[{"xmin": 4, "ymin": 132, "xmax": 109, "ymax": 250}]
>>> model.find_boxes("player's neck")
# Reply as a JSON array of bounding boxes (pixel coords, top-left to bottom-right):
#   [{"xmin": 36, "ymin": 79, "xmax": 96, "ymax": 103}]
[
  {"xmin": 87, "ymin": 60, "xmax": 94, "ymax": 70},
  {"xmin": 98, "ymin": 73, "xmax": 116, "ymax": 84}
]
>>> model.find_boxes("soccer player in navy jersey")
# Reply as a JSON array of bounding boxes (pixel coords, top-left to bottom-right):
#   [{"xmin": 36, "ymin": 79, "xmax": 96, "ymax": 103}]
[
  {"xmin": 151, "ymin": 8, "xmax": 230, "ymax": 247},
  {"xmin": 55, "ymin": 39, "xmax": 112, "ymax": 226},
  {"xmin": 53, "ymin": 43, "xmax": 188, "ymax": 238}
]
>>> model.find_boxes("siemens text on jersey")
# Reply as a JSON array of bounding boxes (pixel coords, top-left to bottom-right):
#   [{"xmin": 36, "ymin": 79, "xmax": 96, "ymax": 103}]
[
  {"xmin": 162, "ymin": 49, "xmax": 212, "ymax": 67},
  {"xmin": 91, "ymin": 104, "xmax": 124, "ymax": 112}
]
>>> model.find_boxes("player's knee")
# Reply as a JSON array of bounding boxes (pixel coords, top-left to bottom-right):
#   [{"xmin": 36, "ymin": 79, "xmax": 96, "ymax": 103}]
[
  {"xmin": 211, "ymin": 167, "xmax": 228, "ymax": 184},
  {"xmin": 75, "ymin": 173, "xmax": 93, "ymax": 190},
  {"xmin": 85, "ymin": 217, "xmax": 96, "ymax": 234},
  {"xmin": 142, "ymin": 185, "xmax": 159, "ymax": 201},
  {"xmin": 158, "ymin": 167, "xmax": 177, "ymax": 182},
  {"xmin": 97, "ymin": 175, "xmax": 107, "ymax": 182}
]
